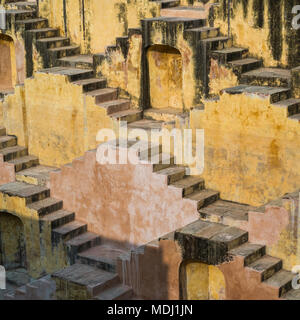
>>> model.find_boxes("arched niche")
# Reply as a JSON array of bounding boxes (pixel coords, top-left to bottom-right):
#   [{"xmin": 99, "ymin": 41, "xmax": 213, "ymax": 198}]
[{"xmin": 147, "ymin": 44, "xmax": 183, "ymax": 110}]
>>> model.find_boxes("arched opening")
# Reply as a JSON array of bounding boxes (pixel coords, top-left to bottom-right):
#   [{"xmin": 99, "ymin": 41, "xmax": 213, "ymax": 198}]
[
  {"xmin": 0, "ymin": 34, "xmax": 15, "ymax": 92},
  {"xmin": 0, "ymin": 212, "xmax": 27, "ymax": 270},
  {"xmin": 147, "ymin": 44, "xmax": 183, "ymax": 110},
  {"xmin": 179, "ymin": 260, "xmax": 226, "ymax": 300}
]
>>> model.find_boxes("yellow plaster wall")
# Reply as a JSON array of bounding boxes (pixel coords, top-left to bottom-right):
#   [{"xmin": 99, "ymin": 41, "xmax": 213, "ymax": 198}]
[
  {"xmin": 99, "ymin": 33, "xmax": 143, "ymax": 108},
  {"xmin": 191, "ymin": 92, "xmax": 300, "ymax": 206},
  {"xmin": 214, "ymin": 0, "xmax": 292, "ymax": 67},
  {"xmin": 185, "ymin": 261, "xmax": 226, "ymax": 300},
  {"xmin": 1, "ymin": 85, "xmax": 27, "ymax": 147},
  {"xmin": 39, "ymin": 0, "xmax": 160, "ymax": 53},
  {"xmin": 23, "ymin": 72, "xmax": 114, "ymax": 167}
]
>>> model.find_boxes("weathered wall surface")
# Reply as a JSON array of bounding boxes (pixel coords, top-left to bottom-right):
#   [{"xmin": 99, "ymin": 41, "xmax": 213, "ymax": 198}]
[
  {"xmin": 0, "ymin": 193, "xmax": 67, "ymax": 278},
  {"xmin": 0, "ymin": 33, "xmax": 25, "ymax": 90},
  {"xmin": 50, "ymin": 148, "xmax": 199, "ymax": 249},
  {"xmin": 215, "ymin": 0, "xmax": 300, "ymax": 68},
  {"xmin": 38, "ymin": 0, "xmax": 160, "ymax": 53},
  {"xmin": 249, "ymin": 192, "xmax": 300, "ymax": 272},
  {"xmin": 182, "ymin": 261, "xmax": 226, "ymax": 300},
  {"xmin": 147, "ymin": 45, "xmax": 183, "ymax": 110},
  {"xmin": 99, "ymin": 31, "xmax": 143, "ymax": 108},
  {"xmin": 0, "ymin": 85, "xmax": 27, "ymax": 147},
  {"xmin": 0, "ymin": 72, "xmax": 116, "ymax": 167},
  {"xmin": 219, "ymin": 254, "xmax": 281, "ymax": 300},
  {"xmin": 191, "ymin": 91, "xmax": 300, "ymax": 206}
]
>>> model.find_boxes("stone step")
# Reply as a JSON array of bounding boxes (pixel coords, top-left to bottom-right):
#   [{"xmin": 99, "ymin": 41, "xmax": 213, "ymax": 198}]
[
  {"xmin": 272, "ymin": 98, "xmax": 300, "ymax": 117},
  {"xmin": 264, "ymin": 270, "xmax": 295, "ymax": 297},
  {"xmin": 37, "ymin": 36, "xmax": 70, "ymax": 49},
  {"xmin": 16, "ymin": 165, "xmax": 58, "ymax": 186},
  {"xmin": 282, "ymin": 289, "xmax": 300, "ymax": 300},
  {"xmin": 0, "ymin": 127, "xmax": 6, "ymax": 136},
  {"xmin": 16, "ymin": 18, "xmax": 48, "ymax": 30},
  {"xmin": 153, "ymin": 0, "xmax": 180, "ymax": 9},
  {"xmin": 47, "ymin": 45, "xmax": 81, "ymax": 64},
  {"xmin": 77, "ymin": 244, "xmax": 127, "ymax": 273},
  {"xmin": 14, "ymin": 286, "xmax": 26, "ymax": 300},
  {"xmin": 223, "ymin": 85, "xmax": 291, "ymax": 104},
  {"xmin": 38, "ymin": 67, "xmax": 94, "ymax": 82},
  {"xmin": 52, "ymin": 221, "xmax": 88, "ymax": 243},
  {"xmin": 0, "ymin": 135, "xmax": 17, "ymax": 150},
  {"xmin": 185, "ymin": 189, "xmax": 220, "ymax": 210},
  {"xmin": 66, "ymin": 232, "xmax": 101, "ymax": 264},
  {"xmin": 128, "ymin": 119, "xmax": 164, "ymax": 132},
  {"xmin": 111, "ymin": 139, "xmax": 162, "ymax": 159},
  {"xmin": 7, "ymin": 155, "xmax": 39, "ymax": 172},
  {"xmin": 289, "ymin": 113, "xmax": 300, "ymax": 122},
  {"xmin": 186, "ymin": 26, "xmax": 220, "ymax": 39},
  {"xmin": 0, "ymin": 145, "xmax": 28, "ymax": 162},
  {"xmin": 27, "ymin": 197, "xmax": 63, "ymax": 216},
  {"xmin": 85, "ymin": 88, "xmax": 118, "ymax": 104},
  {"xmin": 161, "ymin": 5, "xmax": 208, "ymax": 19},
  {"xmin": 247, "ymin": 255, "xmax": 283, "ymax": 281},
  {"xmin": 72, "ymin": 77, "xmax": 107, "ymax": 93},
  {"xmin": 201, "ymin": 36, "xmax": 232, "ymax": 51},
  {"xmin": 143, "ymin": 107, "xmax": 188, "ymax": 122},
  {"xmin": 58, "ymin": 54, "xmax": 93, "ymax": 69},
  {"xmin": 240, "ymin": 68, "xmax": 292, "ymax": 87},
  {"xmin": 6, "ymin": 1, "xmax": 37, "ymax": 10},
  {"xmin": 40, "ymin": 209, "xmax": 75, "ymax": 229},
  {"xmin": 199, "ymin": 200, "xmax": 255, "ymax": 225},
  {"xmin": 97, "ymin": 99, "xmax": 131, "ymax": 115},
  {"xmin": 0, "ymin": 182, "xmax": 50, "ymax": 204},
  {"xmin": 6, "ymin": 8, "xmax": 36, "ymax": 21},
  {"xmin": 52, "ymin": 263, "xmax": 120, "ymax": 297},
  {"xmin": 211, "ymin": 47, "xmax": 249, "ymax": 64},
  {"xmin": 94, "ymin": 284, "xmax": 133, "ymax": 300},
  {"xmin": 228, "ymin": 58, "xmax": 263, "ymax": 75},
  {"xmin": 110, "ymin": 109, "xmax": 143, "ymax": 123},
  {"xmin": 140, "ymin": 152, "xmax": 175, "ymax": 172},
  {"xmin": 26, "ymin": 28, "xmax": 60, "ymax": 40},
  {"xmin": 175, "ymin": 220, "xmax": 248, "ymax": 264},
  {"xmin": 229, "ymin": 243, "xmax": 266, "ymax": 266},
  {"xmin": 156, "ymin": 165, "xmax": 186, "ymax": 184},
  {"xmin": 170, "ymin": 175, "xmax": 205, "ymax": 197}
]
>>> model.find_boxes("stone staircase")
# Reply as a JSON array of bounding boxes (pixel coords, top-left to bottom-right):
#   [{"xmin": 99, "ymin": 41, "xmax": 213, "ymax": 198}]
[
  {"xmin": 174, "ymin": 218, "xmax": 300, "ymax": 300},
  {"xmin": 211, "ymin": 47, "xmax": 300, "ymax": 122},
  {"xmin": 50, "ymin": 139, "xmax": 220, "ymax": 300},
  {"xmin": 229, "ymin": 242, "xmax": 299, "ymax": 300},
  {"xmin": 0, "ymin": 126, "xmax": 57, "ymax": 185},
  {"xmin": 4, "ymin": 275, "xmax": 56, "ymax": 300}
]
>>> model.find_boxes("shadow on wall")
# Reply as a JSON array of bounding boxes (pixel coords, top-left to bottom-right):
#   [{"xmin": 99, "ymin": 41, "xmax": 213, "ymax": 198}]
[{"xmin": 0, "ymin": 212, "xmax": 27, "ymax": 271}]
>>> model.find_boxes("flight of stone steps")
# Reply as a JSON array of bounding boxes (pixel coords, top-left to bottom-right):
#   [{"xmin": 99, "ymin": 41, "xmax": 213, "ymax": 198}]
[
  {"xmin": 0, "ymin": 176, "xmax": 134, "ymax": 300},
  {"xmin": 0, "ymin": 126, "xmax": 39, "ymax": 176},
  {"xmin": 211, "ymin": 47, "xmax": 300, "ymax": 122},
  {"xmin": 2, "ymin": 1, "xmax": 142, "ymax": 123},
  {"xmin": 0, "ymin": 126, "xmax": 58, "ymax": 185},
  {"xmin": 162, "ymin": 216, "xmax": 300, "ymax": 300},
  {"xmin": 229, "ymin": 242, "xmax": 300, "ymax": 300},
  {"xmin": 4, "ymin": 275, "xmax": 56, "ymax": 300},
  {"xmin": 49, "ymin": 139, "xmax": 220, "ymax": 300}
]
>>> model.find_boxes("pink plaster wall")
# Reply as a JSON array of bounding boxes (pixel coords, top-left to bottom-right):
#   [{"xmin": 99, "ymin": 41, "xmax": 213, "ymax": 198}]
[
  {"xmin": 50, "ymin": 148, "xmax": 199, "ymax": 249},
  {"xmin": 0, "ymin": 157, "xmax": 15, "ymax": 185}
]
